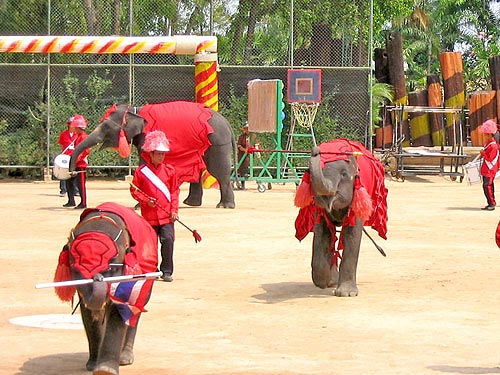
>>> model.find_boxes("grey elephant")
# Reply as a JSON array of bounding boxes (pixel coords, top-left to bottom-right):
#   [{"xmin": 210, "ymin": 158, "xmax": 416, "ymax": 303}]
[
  {"xmin": 69, "ymin": 101, "xmax": 236, "ymax": 208},
  {"xmin": 54, "ymin": 202, "xmax": 158, "ymax": 375},
  {"xmin": 294, "ymin": 138, "xmax": 388, "ymax": 296}
]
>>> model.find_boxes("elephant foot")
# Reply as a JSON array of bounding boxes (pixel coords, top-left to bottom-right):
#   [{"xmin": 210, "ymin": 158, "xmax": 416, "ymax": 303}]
[
  {"xmin": 119, "ymin": 348, "xmax": 134, "ymax": 366},
  {"xmin": 86, "ymin": 359, "xmax": 97, "ymax": 371},
  {"xmin": 334, "ymin": 283, "xmax": 358, "ymax": 297},
  {"xmin": 183, "ymin": 198, "xmax": 201, "ymax": 207},
  {"xmin": 216, "ymin": 201, "xmax": 235, "ymax": 209},
  {"xmin": 93, "ymin": 362, "xmax": 119, "ymax": 375},
  {"xmin": 327, "ymin": 279, "xmax": 337, "ymax": 288}
]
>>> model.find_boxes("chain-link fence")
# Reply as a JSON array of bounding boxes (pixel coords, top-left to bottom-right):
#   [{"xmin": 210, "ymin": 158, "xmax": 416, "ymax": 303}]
[{"xmin": 0, "ymin": 0, "xmax": 372, "ymax": 178}]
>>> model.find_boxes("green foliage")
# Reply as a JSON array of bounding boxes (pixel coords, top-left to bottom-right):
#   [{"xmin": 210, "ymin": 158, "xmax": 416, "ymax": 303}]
[
  {"xmin": 371, "ymin": 80, "xmax": 394, "ymax": 130},
  {"xmin": 13, "ymin": 70, "xmax": 128, "ymax": 169},
  {"xmin": 463, "ymin": 30, "xmax": 500, "ymax": 92},
  {"xmin": 382, "ymin": 0, "xmax": 500, "ymax": 93}
]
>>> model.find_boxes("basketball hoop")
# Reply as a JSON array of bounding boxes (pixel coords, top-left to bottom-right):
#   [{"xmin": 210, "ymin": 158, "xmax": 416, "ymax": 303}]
[
  {"xmin": 291, "ymin": 102, "xmax": 319, "ymax": 129},
  {"xmin": 287, "ymin": 69, "xmax": 322, "ymax": 147}
]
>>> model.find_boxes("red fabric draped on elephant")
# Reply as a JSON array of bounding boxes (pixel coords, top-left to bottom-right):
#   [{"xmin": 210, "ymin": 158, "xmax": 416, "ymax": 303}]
[
  {"xmin": 294, "ymin": 139, "xmax": 388, "ymax": 297},
  {"xmin": 54, "ymin": 202, "xmax": 158, "ymax": 375},
  {"xmin": 69, "ymin": 101, "xmax": 236, "ymax": 208}
]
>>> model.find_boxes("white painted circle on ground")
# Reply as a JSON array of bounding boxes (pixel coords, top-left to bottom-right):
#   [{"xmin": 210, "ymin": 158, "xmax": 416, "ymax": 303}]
[{"xmin": 9, "ymin": 314, "xmax": 83, "ymax": 330}]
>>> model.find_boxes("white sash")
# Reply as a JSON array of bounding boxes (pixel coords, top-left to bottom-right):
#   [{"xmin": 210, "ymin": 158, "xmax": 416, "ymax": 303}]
[
  {"xmin": 140, "ymin": 166, "xmax": 171, "ymax": 202},
  {"xmin": 484, "ymin": 143, "xmax": 499, "ymax": 170},
  {"xmin": 485, "ymin": 151, "xmax": 499, "ymax": 170}
]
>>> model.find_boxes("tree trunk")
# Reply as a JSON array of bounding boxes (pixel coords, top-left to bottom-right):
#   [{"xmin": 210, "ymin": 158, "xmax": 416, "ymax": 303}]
[
  {"xmin": 230, "ymin": 1, "xmax": 251, "ymax": 64},
  {"xmin": 439, "ymin": 52, "xmax": 465, "ymax": 146},
  {"xmin": 243, "ymin": 0, "xmax": 260, "ymax": 65},
  {"xmin": 112, "ymin": 0, "xmax": 121, "ymax": 35},
  {"xmin": 468, "ymin": 91, "xmax": 496, "ymax": 146},
  {"xmin": 489, "ymin": 55, "xmax": 500, "ymax": 91},
  {"xmin": 408, "ymin": 90, "xmax": 432, "ymax": 146},
  {"xmin": 82, "ymin": 0, "xmax": 96, "ymax": 34},
  {"xmin": 489, "ymin": 55, "xmax": 500, "ymax": 121},
  {"xmin": 427, "ymin": 74, "xmax": 444, "ymax": 145},
  {"xmin": 386, "ymin": 31, "xmax": 409, "ymax": 146},
  {"xmin": 374, "ymin": 48, "xmax": 389, "ymax": 84},
  {"xmin": 311, "ymin": 24, "xmax": 332, "ymax": 66}
]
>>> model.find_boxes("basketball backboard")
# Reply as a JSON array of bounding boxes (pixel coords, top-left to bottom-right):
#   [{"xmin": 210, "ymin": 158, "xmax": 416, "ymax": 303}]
[{"xmin": 287, "ymin": 69, "xmax": 322, "ymax": 103}]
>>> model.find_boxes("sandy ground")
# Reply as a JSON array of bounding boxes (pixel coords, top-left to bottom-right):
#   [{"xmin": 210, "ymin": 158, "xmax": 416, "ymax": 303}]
[{"xmin": 1, "ymin": 174, "xmax": 500, "ymax": 375}]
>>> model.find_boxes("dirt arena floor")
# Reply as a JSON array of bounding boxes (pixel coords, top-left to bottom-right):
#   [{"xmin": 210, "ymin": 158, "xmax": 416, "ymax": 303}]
[{"xmin": 2, "ymin": 173, "xmax": 500, "ymax": 375}]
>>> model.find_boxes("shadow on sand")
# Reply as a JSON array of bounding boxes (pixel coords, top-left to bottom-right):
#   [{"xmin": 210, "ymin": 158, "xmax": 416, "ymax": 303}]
[
  {"xmin": 16, "ymin": 352, "xmax": 88, "ymax": 375},
  {"xmin": 428, "ymin": 365, "xmax": 500, "ymax": 374},
  {"xmin": 252, "ymin": 281, "xmax": 334, "ymax": 304}
]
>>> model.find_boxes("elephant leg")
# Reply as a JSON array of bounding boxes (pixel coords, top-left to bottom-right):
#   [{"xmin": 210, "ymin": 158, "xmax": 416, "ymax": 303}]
[
  {"xmin": 216, "ymin": 177, "xmax": 235, "ymax": 209},
  {"xmin": 335, "ymin": 221, "xmax": 363, "ymax": 297},
  {"xmin": 204, "ymin": 143, "xmax": 235, "ymax": 209},
  {"xmin": 79, "ymin": 300, "xmax": 104, "ymax": 372},
  {"xmin": 183, "ymin": 181, "xmax": 203, "ymax": 207},
  {"xmin": 119, "ymin": 319, "xmax": 139, "ymax": 366},
  {"xmin": 311, "ymin": 219, "xmax": 336, "ymax": 288},
  {"xmin": 93, "ymin": 304, "xmax": 126, "ymax": 375}
]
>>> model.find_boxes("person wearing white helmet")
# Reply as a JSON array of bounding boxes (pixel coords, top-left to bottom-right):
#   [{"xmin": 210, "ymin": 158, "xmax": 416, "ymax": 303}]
[
  {"xmin": 130, "ymin": 130, "xmax": 180, "ymax": 282},
  {"xmin": 63, "ymin": 114, "xmax": 90, "ymax": 209}
]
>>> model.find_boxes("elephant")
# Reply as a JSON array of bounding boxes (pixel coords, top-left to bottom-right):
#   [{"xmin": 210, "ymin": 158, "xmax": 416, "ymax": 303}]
[
  {"xmin": 69, "ymin": 101, "xmax": 236, "ymax": 208},
  {"xmin": 294, "ymin": 138, "xmax": 388, "ymax": 297},
  {"xmin": 54, "ymin": 202, "xmax": 158, "ymax": 375}
]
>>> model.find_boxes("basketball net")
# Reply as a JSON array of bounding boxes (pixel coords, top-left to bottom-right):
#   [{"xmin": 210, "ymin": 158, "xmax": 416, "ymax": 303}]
[{"xmin": 290, "ymin": 102, "xmax": 319, "ymax": 146}]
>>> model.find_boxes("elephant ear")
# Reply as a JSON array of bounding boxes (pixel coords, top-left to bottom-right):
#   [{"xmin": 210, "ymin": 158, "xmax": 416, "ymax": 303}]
[
  {"xmin": 350, "ymin": 175, "xmax": 373, "ymax": 222},
  {"xmin": 294, "ymin": 171, "xmax": 314, "ymax": 208},
  {"xmin": 54, "ymin": 245, "xmax": 76, "ymax": 302}
]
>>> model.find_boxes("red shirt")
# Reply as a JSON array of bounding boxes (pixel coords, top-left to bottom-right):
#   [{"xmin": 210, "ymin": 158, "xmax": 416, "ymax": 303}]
[
  {"xmin": 58, "ymin": 130, "xmax": 90, "ymax": 168},
  {"xmin": 480, "ymin": 139, "xmax": 499, "ymax": 178},
  {"xmin": 58, "ymin": 130, "xmax": 77, "ymax": 154},
  {"xmin": 131, "ymin": 159, "xmax": 180, "ymax": 226}
]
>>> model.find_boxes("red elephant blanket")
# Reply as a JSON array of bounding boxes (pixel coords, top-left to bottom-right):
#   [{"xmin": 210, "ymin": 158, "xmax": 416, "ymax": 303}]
[
  {"xmin": 55, "ymin": 202, "xmax": 158, "ymax": 326},
  {"xmin": 139, "ymin": 101, "xmax": 214, "ymax": 184},
  {"xmin": 82, "ymin": 202, "xmax": 158, "ymax": 326},
  {"xmin": 294, "ymin": 139, "xmax": 388, "ymax": 258}
]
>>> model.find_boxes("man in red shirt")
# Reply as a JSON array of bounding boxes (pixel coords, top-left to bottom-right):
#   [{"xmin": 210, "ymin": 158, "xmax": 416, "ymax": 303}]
[
  {"xmin": 130, "ymin": 130, "xmax": 180, "ymax": 282},
  {"xmin": 479, "ymin": 119, "xmax": 500, "ymax": 211},
  {"xmin": 62, "ymin": 115, "xmax": 90, "ymax": 209},
  {"xmin": 57, "ymin": 119, "xmax": 78, "ymax": 196}
]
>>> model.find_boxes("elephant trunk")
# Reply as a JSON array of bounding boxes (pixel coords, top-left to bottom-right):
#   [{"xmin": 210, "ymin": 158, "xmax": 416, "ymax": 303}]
[
  {"xmin": 80, "ymin": 279, "xmax": 108, "ymax": 311},
  {"xmin": 69, "ymin": 130, "xmax": 104, "ymax": 171},
  {"xmin": 309, "ymin": 146, "xmax": 337, "ymax": 196}
]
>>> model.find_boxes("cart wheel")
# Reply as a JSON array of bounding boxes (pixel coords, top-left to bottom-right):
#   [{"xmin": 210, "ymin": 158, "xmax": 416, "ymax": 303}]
[
  {"xmin": 257, "ymin": 183, "xmax": 266, "ymax": 193},
  {"xmin": 450, "ymin": 176, "xmax": 457, "ymax": 182},
  {"xmin": 267, "ymin": 183, "xmax": 272, "ymax": 190},
  {"xmin": 460, "ymin": 176, "xmax": 464, "ymax": 183}
]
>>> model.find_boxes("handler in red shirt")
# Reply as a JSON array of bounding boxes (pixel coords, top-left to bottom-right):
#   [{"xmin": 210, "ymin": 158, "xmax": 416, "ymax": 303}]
[
  {"xmin": 57, "ymin": 120, "xmax": 78, "ymax": 196},
  {"xmin": 62, "ymin": 114, "xmax": 90, "ymax": 209},
  {"xmin": 130, "ymin": 130, "xmax": 180, "ymax": 282},
  {"xmin": 479, "ymin": 119, "xmax": 500, "ymax": 211}
]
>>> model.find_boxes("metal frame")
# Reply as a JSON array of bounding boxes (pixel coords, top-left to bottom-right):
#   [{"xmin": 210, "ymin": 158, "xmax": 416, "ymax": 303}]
[{"xmin": 384, "ymin": 105, "xmax": 468, "ymax": 181}]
